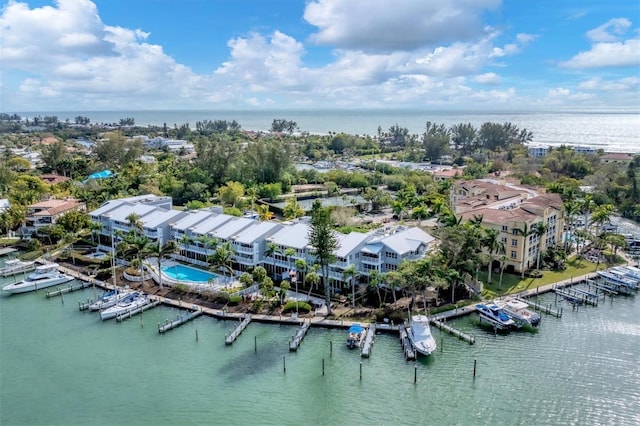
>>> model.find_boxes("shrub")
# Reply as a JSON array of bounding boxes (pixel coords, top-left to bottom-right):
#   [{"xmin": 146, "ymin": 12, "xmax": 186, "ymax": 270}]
[
  {"xmin": 282, "ymin": 301, "xmax": 312, "ymax": 313},
  {"xmin": 228, "ymin": 295, "xmax": 242, "ymax": 306},
  {"xmin": 213, "ymin": 292, "xmax": 230, "ymax": 304},
  {"xmin": 174, "ymin": 284, "xmax": 189, "ymax": 294}
]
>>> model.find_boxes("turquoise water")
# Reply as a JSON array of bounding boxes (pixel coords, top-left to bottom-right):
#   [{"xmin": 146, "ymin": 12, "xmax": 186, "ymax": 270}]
[
  {"xmin": 2, "ymin": 265, "xmax": 640, "ymax": 425},
  {"xmin": 161, "ymin": 264, "xmax": 218, "ymax": 283}
]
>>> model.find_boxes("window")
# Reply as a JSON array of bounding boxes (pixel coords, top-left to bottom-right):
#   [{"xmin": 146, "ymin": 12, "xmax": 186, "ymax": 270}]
[
  {"xmin": 511, "ymin": 239, "xmax": 518, "ymax": 247},
  {"xmin": 501, "ymin": 225, "xmax": 508, "ymax": 232},
  {"xmin": 511, "ymin": 250, "xmax": 517, "ymax": 259},
  {"xmin": 501, "ymin": 237, "xmax": 507, "ymax": 243}
]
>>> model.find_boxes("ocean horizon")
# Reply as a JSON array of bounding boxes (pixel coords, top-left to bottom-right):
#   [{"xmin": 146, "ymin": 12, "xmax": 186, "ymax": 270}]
[{"xmin": 11, "ymin": 108, "xmax": 640, "ymax": 153}]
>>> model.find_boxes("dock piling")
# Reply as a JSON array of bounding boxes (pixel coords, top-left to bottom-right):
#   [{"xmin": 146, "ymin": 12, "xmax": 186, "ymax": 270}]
[
  {"xmin": 359, "ymin": 362, "xmax": 362, "ymax": 381},
  {"xmin": 473, "ymin": 359, "xmax": 477, "ymax": 379},
  {"xmin": 322, "ymin": 358, "xmax": 325, "ymax": 377},
  {"xmin": 414, "ymin": 363, "xmax": 417, "ymax": 384}
]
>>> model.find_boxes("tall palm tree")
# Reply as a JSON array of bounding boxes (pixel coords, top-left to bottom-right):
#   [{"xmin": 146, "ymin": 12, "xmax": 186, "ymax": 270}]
[
  {"xmin": 482, "ymin": 228, "xmax": 502, "ymax": 284},
  {"xmin": 149, "ymin": 240, "xmax": 179, "ymax": 291},
  {"xmin": 368, "ymin": 270, "xmax": 383, "ymax": 307},
  {"xmin": 210, "ymin": 241, "xmax": 235, "ymax": 287},
  {"xmin": 531, "ymin": 222, "xmax": 548, "ymax": 271},
  {"xmin": 580, "ymin": 195, "xmax": 594, "ymax": 234},
  {"xmin": 342, "ymin": 264, "xmax": 360, "ymax": 308},
  {"xmin": 515, "ymin": 222, "xmax": 535, "ymax": 278},
  {"xmin": 591, "ymin": 204, "xmax": 614, "ymax": 237},
  {"xmin": 563, "ymin": 200, "xmax": 581, "ymax": 252},
  {"xmin": 294, "ymin": 258, "xmax": 307, "ymax": 291},
  {"xmin": 264, "ymin": 241, "xmax": 279, "ymax": 276}
]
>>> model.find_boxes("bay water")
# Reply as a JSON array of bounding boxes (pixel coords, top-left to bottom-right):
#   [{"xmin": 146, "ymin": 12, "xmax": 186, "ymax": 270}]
[
  {"xmin": 16, "ymin": 109, "xmax": 640, "ymax": 153},
  {"xmin": 2, "ymin": 263, "xmax": 640, "ymax": 426}
]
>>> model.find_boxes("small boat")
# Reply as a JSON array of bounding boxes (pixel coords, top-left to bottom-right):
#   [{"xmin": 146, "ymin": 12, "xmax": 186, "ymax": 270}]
[
  {"xmin": 2, "ymin": 263, "xmax": 73, "ymax": 294},
  {"xmin": 475, "ymin": 303, "xmax": 515, "ymax": 330},
  {"xmin": 100, "ymin": 292, "xmax": 149, "ymax": 320},
  {"xmin": 347, "ymin": 323, "xmax": 364, "ymax": 349},
  {"xmin": 0, "ymin": 258, "xmax": 36, "ymax": 277},
  {"xmin": 89, "ymin": 288, "xmax": 133, "ymax": 311},
  {"xmin": 407, "ymin": 315, "xmax": 437, "ymax": 356},
  {"xmin": 494, "ymin": 299, "xmax": 540, "ymax": 328}
]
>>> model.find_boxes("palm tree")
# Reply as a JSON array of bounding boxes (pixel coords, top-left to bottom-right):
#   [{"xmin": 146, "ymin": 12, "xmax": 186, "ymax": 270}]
[
  {"xmin": 256, "ymin": 204, "xmax": 274, "ymax": 221},
  {"xmin": 294, "ymin": 258, "xmax": 307, "ymax": 291},
  {"xmin": 149, "ymin": 240, "xmax": 179, "ymax": 291},
  {"xmin": 531, "ymin": 222, "xmax": 548, "ymax": 271},
  {"xmin": 179, "ymin": 234, "xmax": 194, "ymax": 258},
  {"xmin": 342, "ymin": 264, "xmax": 359, "ymax": 308},
  {"xmin": 368, "ymin": 270, "xmax": 383, "ymax": 307},
  {"xmin": 125, "ymin": 212, "xmax": 143, "ymax": 235},
  {"xmin": 591, "ymin": 204, "xmax": 614, "ymax": 237},
  {"xmin": 563, "ymin": 200, "xmax": 581, "ymax": 252},
  {"xmin": 498, "ymin": 253, "xmax": 508, "ymax": 289},
  {"xmin": 482, "ymin": 228, "xmax": 502, "ymax": 284},
  {"xmin": 264, "ymin": 241, "xmax": 279, "ymax": 276},
  {"xmin": 210, "ymin": 241, "xmax": 235, "ymax": 287},
  {"xmin": 87, "ymin": 220, "xmax": 102, "ymax": 245},
  {"xmin": 580, "ymin": 195, "xmax": 594, "ymax": 234},
  {"xmin": 515, "ymin": 222, "xmax": 535, "ymax": 278},
  {"xmin": 446, "ymin": 269, "xmax": 461, "ymax": 303}
]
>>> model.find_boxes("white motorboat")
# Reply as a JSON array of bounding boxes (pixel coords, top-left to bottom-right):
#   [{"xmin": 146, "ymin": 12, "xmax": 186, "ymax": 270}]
[
  {"xmin": 0, "ymin": 258, "xmax": 36, "ymax": 277},
  {"xmin": 2, "ymin": 263, "xmax": 73, "ymax": 294},
  {"xmin": 475, "ymin": 303, "xmax": 516, "ymax": 330},
  {"xmin": 100, "ymin": 292, "xmax": 149, "ymax": 320},
  {"xmin": 407, "ymin": 315, "xmax": 437, "ymax": 356},
  {"xmin": 89, "ymin": 288, "xmax": 133, "ymax": 311},
  {"xmin": 494, "ymin": 299, "xmax": 541, "ymax": 328}
]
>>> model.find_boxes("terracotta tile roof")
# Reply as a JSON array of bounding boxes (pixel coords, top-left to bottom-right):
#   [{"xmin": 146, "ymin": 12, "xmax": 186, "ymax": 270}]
[
  {"xmin": 29, "ymin": 198, "xmax": 84, "ymax": 217},
  {"xmin": 39, "ymin": 174, "xmax": 70, "ymax": 185}
]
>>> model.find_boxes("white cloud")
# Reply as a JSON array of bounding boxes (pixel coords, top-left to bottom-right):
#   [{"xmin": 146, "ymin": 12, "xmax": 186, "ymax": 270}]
[
  {"xmin": 560, "ymin": 39, "xmax": 640, "ymax": 68},
  {"xmin": 586, "ymin": 18, "xmax": 631, "ymax": 42},
  {"xmin": 303, "ymin": 0, "xmax": 501, "ymax": 52},
  {"xmin": 474, "ymin": 72, "xmax": 501, "ymax": 85},
  {"xmin": 578, "ymin": 76, "xmax": 640, "ymax": 91},
  {"xmin": 560, "ymin": 18, "xmax": 639, "ymax": 69}
]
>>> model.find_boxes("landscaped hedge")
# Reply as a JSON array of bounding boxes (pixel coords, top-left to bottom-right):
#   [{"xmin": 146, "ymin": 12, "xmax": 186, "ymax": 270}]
[
  {"xmin": 282, "ymin": 301, "xmax": 312, "ymax": 313},
  {"xmin": 228, "ymin": 295, "xmax": 242, "ymax": 306}
]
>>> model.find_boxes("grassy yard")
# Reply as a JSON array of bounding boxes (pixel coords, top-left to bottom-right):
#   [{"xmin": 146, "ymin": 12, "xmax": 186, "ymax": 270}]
[{"xmin": 479, "ymin": 256, "xmax": 608, "ymax": 299}]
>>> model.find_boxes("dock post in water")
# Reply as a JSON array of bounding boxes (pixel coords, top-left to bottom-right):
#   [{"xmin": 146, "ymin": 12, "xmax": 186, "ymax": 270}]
[{"xmin": 473, "ymin": 359, "xmax": 477, "ymax": 379}]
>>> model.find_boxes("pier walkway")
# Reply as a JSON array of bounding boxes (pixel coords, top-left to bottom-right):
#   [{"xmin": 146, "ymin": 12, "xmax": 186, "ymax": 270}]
[
  {"xmin": 361, "ymin": 324, "xmax": 375, "ymax": 358},
  {"xmin": 158, "ymin": 310, "xmax": 203, "ymax": 333},
  {"xmin": 289, "ymin": 321, "xmax": 310, "ymax": 351},
  {"xmin": 225, "ymin": 315, "xmax": 252, "ymax": 345}
]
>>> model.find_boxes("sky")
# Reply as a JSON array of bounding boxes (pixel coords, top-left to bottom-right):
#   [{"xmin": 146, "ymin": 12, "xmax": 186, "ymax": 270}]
[{"xmin": 1, "ymin": 0, "xmax": 639, "ymax": 112}]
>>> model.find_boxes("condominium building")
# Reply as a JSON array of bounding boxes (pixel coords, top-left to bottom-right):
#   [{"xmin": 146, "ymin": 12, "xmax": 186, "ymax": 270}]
[{"xmin": 454, "ymin": 180, "xmax": 564, "ymax": 274}]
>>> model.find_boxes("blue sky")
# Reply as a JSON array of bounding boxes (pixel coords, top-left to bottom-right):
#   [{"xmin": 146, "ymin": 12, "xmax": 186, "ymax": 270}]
[{"xmin": 1, "ymin": 0, "xmax": 638, "ymax": 111}]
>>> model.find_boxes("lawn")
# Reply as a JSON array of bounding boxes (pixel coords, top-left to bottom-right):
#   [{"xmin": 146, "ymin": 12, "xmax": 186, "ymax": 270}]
[{"xmin": 479, "ymin": 256, "xmax": 608, "ymax": 299}]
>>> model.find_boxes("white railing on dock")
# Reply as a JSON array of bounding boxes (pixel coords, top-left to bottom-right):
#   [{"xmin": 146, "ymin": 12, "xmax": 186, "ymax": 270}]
[
  {"xmin": 225, "ymin": 315, "xmax": 252, "ymax": 345},
  {"xmin": 430, "ymin": 318, "xmax": 476, "ymax": 345},
  {"xmin": 158, "ymin": 310, "xmax": 203, "ymax": 333},
  {"xmin": 289, "ymin": 321, "xmax": 310, "ymax": 351},
  {"xmin": 361, "ymin": 324, "xmax": 375, "ymax": 358},
  {"xmin": 115, "ymin": 300, "xmax": 160, "ymax": 322}
]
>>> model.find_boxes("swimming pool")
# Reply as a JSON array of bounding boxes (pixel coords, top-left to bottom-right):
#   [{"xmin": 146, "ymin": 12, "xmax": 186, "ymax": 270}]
[{"xmin": 161, "ymin": 264, "xmax": 218, "ymax": 283}]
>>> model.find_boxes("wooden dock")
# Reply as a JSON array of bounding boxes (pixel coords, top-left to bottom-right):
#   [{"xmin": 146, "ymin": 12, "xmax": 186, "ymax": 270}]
[
  {"xmin": 158, "ymin": 310, "xmax": 203, "ymax": 333},
  {"xmin": 553, "ymin": 286, "xmax": 598, "ymax": 306},
  {"xmin": 399, "ymin": 326, "xmax": 416, "ymax": 361},
  {"xmin": 0, "ymin": 247, "xmax": 18, "ymax": 256},
  {"xmin": 115, "ymin": 300, "xmax": 161, "ymax": 322},
  {"xmin": 430, "ymin": 318, "xmax": 476, "ymax": 345},
  {"xmin": 360, "ymin": 324, "xmax": 375, "ymax": 358},
  {"xmin": 225, "ymin": 315, "xmax": 251, "ymax": 345},
  {"xmin": 516, "ymin": 297, "xmax": 563, "ymax": 317},
  {"xmin": 45, "ymin": 281, "xmax": 91, "ymax": 298},
  {"xmin": 289, "ymin": 321, "xmax": 311, "ymax": 351}
]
